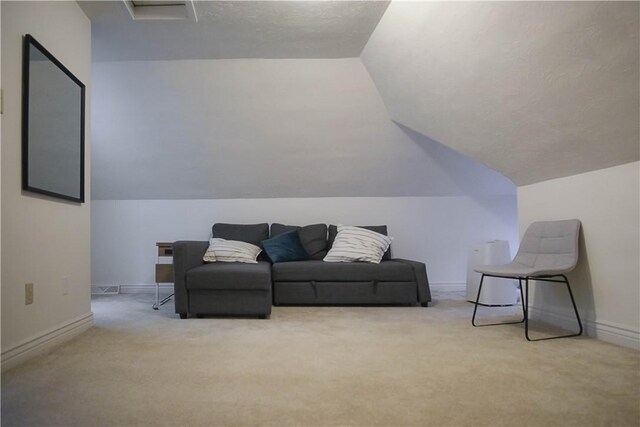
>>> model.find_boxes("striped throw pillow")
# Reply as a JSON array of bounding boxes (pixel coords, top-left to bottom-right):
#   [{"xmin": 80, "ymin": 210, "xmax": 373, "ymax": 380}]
[
  {"xmin": 323, "ymin": 225, "xmax": 392, "ymax": 264},
  {"xmin": 203, "ymin": 238, "xmax": 262, "ymax": 264}
]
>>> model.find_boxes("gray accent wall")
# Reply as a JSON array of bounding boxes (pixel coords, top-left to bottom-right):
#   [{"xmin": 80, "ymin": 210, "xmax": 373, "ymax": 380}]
[{"xmin": 92, "ymin": 58, "xmax": 515, "ymax": 200}]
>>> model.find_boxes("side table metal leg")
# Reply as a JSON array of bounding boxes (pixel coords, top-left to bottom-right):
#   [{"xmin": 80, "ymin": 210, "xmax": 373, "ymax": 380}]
[
  {"xmin": 153, "ymin": 282, "xmax": 173, "ymax": 309},
  {"xmin": 154, "ymin": 242, "xmax": 175, "ymax": 310},
  {"xmin": 153, "ymin": 282, "xmax": 160, "ymax": 310},
  {"xmin": 158, "ymin": 293, "xmax": 174, "ymax": 307}
]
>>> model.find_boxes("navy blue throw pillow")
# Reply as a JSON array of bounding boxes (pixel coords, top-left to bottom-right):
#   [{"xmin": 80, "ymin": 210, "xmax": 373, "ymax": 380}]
[{"xmin": 261, "ymin": 230, "xmax": 309, "ymax": 263}]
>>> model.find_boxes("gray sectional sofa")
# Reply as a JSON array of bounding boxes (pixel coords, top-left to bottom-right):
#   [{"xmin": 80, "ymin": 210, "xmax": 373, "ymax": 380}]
[{"xmin": 173, "ymin": 223, "xmax": 431, "ymax": 319}]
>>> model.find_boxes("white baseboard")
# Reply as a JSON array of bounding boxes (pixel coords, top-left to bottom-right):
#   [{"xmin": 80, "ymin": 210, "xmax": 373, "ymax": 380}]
[
  {"xmin": 91, "ymin": 284, "xmax": 173, "ymax": 294},
  {"xmin": 1, "ymin": 313, "xmax": 94, "ymax": 373},
  {"xmin": 120, "ymin": 284, "xmax": 173, "ymax": 294},
  {"xmin": 109, "ymin": 283, "xmax": 468, "ymax": 294},
  {"xmin": 529, "ymin": 306, "xmax": 640, "ymax": 350},
  {"xmin": 430, "ymin": 282, "xmax": 466, "ymax": 292}
]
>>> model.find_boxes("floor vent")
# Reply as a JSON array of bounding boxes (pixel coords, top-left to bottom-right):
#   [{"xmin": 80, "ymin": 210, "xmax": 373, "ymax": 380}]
[{"xmin": 92, "ymin": 285, "xmax": 120, "ymax": 295}]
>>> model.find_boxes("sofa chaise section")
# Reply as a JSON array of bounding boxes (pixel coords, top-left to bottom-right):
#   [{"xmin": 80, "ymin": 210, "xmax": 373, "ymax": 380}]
[{"xmin": 173, "ymin": 223, "xmax": 272, "ymax": 318}]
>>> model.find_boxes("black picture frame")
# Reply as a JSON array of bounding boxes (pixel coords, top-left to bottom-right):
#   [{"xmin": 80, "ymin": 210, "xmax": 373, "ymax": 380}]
[{"xmin": 22, "ymin": 34, "xmax": 85, "ymax": 203}]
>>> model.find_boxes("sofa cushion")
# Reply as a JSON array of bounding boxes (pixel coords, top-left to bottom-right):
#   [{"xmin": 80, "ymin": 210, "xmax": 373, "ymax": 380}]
[
  {"xmin": 272, "ymin": 260, "xmax": 414, "ymax": 282},
  {"xmin": 261, "ymin": 230, "xmax": 309, "ymax": 263},
  {"xmin": 328, "ymin": 224, "xmax": 391, "ymax": 260},
  {"xmin": 273, "ymin": 281, "xmax": 418, "ymax": 305},
  {"xmin": 186, "ymin": 261, "xmax": 272, "ymax": 291},
  {"xmin": 211, "ymin": 223, "xmax": 269, "ymax": 245},
  {"xmin": 203, "ymin": 238, "xmax": 262, "ymax": 264},
  {"xmin": 271, "ymin": 223, "xmax": 328, "ymax": 260},
  {"xmin": 324, "ymin": 225, "xmax": 392, "ymax": 264}
]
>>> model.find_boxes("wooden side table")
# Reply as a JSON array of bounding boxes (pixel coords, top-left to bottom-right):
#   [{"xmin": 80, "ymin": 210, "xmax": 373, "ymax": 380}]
[{"xmin": 153, "ymin": 242, "xmax": 174, "ymax": 310}]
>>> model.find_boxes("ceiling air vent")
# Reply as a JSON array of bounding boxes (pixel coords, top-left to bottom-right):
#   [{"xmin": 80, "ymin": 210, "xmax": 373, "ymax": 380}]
[{"xmin": 123, "ymin": 0, "xmax": 197, "ymax": 21}]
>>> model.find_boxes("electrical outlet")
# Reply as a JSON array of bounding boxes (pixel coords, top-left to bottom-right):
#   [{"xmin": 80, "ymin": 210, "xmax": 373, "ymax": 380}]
[
  {"xmin": 25, "ymin": 283, "xmax": 34, "ymax": 305},
  {"xmin": 62, "ymin": 276, "xmax": 69, "ymax": 296}
]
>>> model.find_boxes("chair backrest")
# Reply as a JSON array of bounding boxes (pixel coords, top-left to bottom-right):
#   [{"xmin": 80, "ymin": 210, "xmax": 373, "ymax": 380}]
[{"xmin": 513, "ymin": 219, "xmax": 581, "ymax": 273}]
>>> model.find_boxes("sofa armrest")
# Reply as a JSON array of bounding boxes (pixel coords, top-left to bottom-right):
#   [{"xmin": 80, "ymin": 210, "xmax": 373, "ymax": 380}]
[
  {"xmin": 173, "ymin": 241, "xmax": 209, "ymax": 314},
  {"xmin": 393, "ymin": 258, "xmax": 432, "ymax": 306}
]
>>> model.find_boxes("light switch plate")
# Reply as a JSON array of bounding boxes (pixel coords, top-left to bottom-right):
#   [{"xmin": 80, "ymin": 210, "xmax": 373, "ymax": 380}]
[{"xmin": 25, "ymin": 283, "xmax": 34, "ymax": 305}]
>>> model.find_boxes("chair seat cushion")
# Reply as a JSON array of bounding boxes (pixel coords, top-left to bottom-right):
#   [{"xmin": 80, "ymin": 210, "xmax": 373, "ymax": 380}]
[
  {"xmin": 474, "ymin": 262, "xmax": 564, "ymax": 278},
  {"xmin": 187, "ymin": 261, "xmax": 271, "ymax": 291},
  {"xmin": 272, "ymin": 260, "xmax": 414, "ymax": 282}
]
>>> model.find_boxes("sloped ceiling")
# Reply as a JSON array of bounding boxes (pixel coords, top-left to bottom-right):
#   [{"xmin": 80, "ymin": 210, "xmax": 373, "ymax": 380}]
[
  {"xmin": 78, "ymin": 0, "xmax": 390, "ymax": 61},
  {"xmin": 83, "ymin": 1, "xmax": 638, "ymax": 198},
  {"xmin": 361, "ymin": 1, "xmax": 639, "ymax": 186},
  {"xmin": 81, "ymin": 1, "xmax": 517, "ymax": 200}
]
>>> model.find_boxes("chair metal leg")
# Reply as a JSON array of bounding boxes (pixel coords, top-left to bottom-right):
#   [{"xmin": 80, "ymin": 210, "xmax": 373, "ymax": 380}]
[
  {"xmin": 524, "ymin": 278, "xmax": 530, "ymax": 340},
  {"xmin": 471, "ymin": 274, "xmax": 484, "ymax": 326},
  {"xmin": 472, "ymin": 274, "xmax": 526, "ymax": 327},
  {"xmin": 563, "ymin": 274, "xmax": 584, "ymax": 335},
  {"xmin": 518, "ymin": 278, "xmax": 526, "ymax": 322},
  {"xmin": 472, "ymin": 272, "xmax": 582, "ymax": 341},
  {"xmin": 525, "ymin": 274, "xmax": 583, "ymax": 341}
]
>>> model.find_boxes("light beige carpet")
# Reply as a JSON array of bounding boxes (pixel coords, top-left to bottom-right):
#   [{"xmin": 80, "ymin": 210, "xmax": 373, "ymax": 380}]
[{"xmin": 2, "ymin": 291, "xmax": 639, "ymax": 426}]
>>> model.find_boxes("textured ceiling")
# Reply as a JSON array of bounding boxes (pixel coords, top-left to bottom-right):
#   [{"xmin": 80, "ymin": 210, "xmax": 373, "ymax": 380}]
[
  {"xmin": 80, "ymin": 0, "xmax": 639, "ymax": 189},
  {"xmin": 362, "ymin": 1, "xmax": 639, "ymax": 186},
  {"xmin": 78, "ymin": 0, "xmax": 390, "ymax": 61}
]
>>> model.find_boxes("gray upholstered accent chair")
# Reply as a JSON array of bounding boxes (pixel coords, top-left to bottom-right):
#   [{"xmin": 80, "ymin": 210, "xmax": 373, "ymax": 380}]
[{"xmin": 472, "ymin": 219, "xmax": 583, "ymax": 341}]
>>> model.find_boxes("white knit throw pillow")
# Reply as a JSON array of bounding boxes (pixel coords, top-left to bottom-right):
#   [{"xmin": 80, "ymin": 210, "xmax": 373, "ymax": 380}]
[
  {"xmin": 203, "ymin": 238, "xmax": 262, "ymax": 264},
  {"xmin": 323, "ymin": 225, "xmax": 392, "ymax": 264}
]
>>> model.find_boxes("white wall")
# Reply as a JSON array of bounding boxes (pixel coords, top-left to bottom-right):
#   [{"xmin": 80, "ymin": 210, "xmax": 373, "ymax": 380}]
[
  {"xmin": 518, "ymin": 162, "xmax": 640, "ymax": 348},
  {"xmin": 1, "ymin": 1, "xmax": 93, "ymax": 370},
  {"xmin": 91, "ymin": 58, "xmax": 515, "ymax": 200},
  {"xmin": 91, "ymin": 196, "xmax": 518, "ymax": 290},
  {"xmin": 91, "ymin": 56, "xmax": 519, "ymax": 291},
  {"xmin": 1, "ymin": 1, "xmax": 3, "ymax": 346}
]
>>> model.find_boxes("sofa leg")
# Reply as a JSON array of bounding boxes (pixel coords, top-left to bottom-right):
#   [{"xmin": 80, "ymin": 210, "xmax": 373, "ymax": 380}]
[
  {"xmin": 421, "ymin": 302, "xmax": 429, "ymax": 307},
  {"xmin": 179, "ymin": 313, "xmax": 187, "ymax": 319},
  {"xmin": 260, "ymin": 314, "xmax": 270, "ymax": 319}
]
